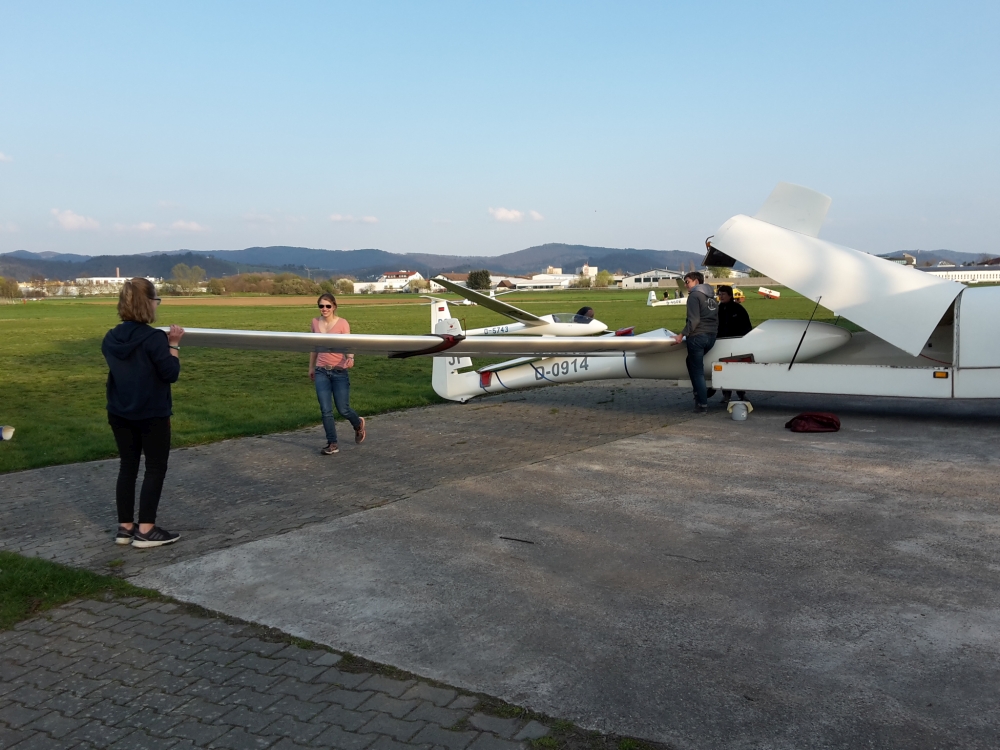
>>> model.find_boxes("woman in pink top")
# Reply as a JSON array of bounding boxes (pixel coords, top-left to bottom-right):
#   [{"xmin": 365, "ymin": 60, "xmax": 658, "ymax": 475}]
[{"xmin": 308, "ymin": 293, "xmax": 366, "ymax": 455}]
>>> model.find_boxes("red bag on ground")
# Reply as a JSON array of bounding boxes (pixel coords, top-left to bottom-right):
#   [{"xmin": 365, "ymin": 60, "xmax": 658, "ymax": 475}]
[{"xmin": 784, "ymin": 412, "xmax": 841, "ymax": 433}]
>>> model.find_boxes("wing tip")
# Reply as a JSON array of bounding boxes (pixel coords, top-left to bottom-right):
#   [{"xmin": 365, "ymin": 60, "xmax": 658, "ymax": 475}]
[{"xmin": 754, "ymin": 182, "xmax": 832, "ymax": 237}]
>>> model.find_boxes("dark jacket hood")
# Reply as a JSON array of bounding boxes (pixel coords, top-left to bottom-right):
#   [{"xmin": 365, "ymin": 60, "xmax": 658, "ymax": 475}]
[{"xmin": 103, "ymin": 321, "xmax": 161, "ymax": 360}]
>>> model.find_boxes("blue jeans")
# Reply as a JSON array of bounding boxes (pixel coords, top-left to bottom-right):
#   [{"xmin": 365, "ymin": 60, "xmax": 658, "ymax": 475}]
[
  {"xmin": 314, "ymin": 368, "xmax": 361, "ymax": 444},
  {"xmin": 685, "ymin": 333, "xmax": 717, "ymax": 407}
]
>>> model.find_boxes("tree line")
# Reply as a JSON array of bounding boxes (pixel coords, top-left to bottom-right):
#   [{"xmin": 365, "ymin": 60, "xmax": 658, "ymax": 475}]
[
  {"xmin": 169, "ymin": 263, "xmax": 355, "ymax": 297},
  {"xmin": 0, "ymin": 276, "xmax": 21, "ymax": 301}
]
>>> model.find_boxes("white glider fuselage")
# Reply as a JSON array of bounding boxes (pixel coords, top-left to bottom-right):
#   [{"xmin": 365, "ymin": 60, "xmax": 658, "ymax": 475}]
[
  {"xmin": 468, "ymin": 315, "xmax": 607, "ymax": 338},
  {"xmin": 646, "ymin": 291, "xmax": 687, "ymax": 307},
  {"xmin": 433, "ymin": 315, "xmax": 852, "ymax": 402}
]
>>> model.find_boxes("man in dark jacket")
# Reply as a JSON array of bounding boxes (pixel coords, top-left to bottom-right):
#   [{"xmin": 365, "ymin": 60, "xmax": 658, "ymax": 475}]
[
  {"xmin": 672, "ymin": 271, "xmax": 718, "ymax": 413},
  {"xmin": 712, "ymin": 285, "xmax": 752, "ymax": 404}
]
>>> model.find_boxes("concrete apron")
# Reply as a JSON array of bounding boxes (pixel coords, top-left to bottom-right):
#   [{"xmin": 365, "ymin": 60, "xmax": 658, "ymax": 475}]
[{"xmin": 135, "ymin": 395, "xmax": 1000, "ymax": 750}]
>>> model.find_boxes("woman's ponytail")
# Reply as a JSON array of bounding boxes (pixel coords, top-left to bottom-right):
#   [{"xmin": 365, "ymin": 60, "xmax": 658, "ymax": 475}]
[{"xmin": 117, "ymin": 277, "xmax": 157, "ymax": 323}]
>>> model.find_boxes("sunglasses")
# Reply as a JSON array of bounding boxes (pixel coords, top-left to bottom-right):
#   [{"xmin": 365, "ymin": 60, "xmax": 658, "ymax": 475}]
[
  {"xmin": 318, "ymin": 304, "xmax": 334, "ymax": 309},
  {"xmin": 153, "ymin": 297, "xmax": 162, "ymax": 305}
]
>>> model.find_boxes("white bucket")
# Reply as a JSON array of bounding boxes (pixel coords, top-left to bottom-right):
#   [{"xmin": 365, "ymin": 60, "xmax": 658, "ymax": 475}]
[
  {"xmin": 0, "ymin": 426, "xmax": 14, "ymax": 441},
  {"xmin": 729, "ymin": 402, "xmax": 750, "ymax": 422}
]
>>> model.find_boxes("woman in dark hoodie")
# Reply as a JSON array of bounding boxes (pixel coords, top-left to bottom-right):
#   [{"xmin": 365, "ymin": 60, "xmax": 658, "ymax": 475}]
[{"xmin": 102, "ymin": 278, "xmax": 185, "ymax": 548}]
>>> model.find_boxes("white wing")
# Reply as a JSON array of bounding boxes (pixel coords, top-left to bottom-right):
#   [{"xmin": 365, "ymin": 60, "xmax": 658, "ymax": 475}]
[
  {"xmin": 433, "ymin": 278, "xmax": 546, "ymax": 325},
  {"xmin": 753, "ymin": 181, "xmax": 832, "ymax": 237},
  {"xmin": 171, "ymin": 328, "xmax": 680, "ymax": 358},
  {"xmin": 711, "ymin": 184, "xmax": 963, "ymax": 356}
]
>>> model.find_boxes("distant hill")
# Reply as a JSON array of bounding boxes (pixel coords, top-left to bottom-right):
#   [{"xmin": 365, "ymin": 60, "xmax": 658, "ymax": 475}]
[
  {"xmin": 5, "ymin": 242, "xmax": 984, "ymax": 283},
  {"xmin": 158, "ymin": 243, "xmax": 707, "ymax": 277},
  {"xmin": 6, "ymin": 250, "xmax": 93, "ymax": 263},
  {"xmin": 0, "ymin": 252, "xmax": 258, "ymax": 282},
  {"xmin": 402, "ymin": 244, "xmax": 707, "ymax": 276},
  {"xmin": 1, "ymin": 243, "xmax": 707, "ymax": 282}
]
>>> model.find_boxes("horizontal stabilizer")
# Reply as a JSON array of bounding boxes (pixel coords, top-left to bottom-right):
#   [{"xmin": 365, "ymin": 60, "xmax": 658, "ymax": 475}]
[
  {"xmin": 754, "ymin": 182, "xmax": 832, "ymax": 237},
  {"xmin": 477, "ymin": 356, "xmax": 541, "ymax": 373}
]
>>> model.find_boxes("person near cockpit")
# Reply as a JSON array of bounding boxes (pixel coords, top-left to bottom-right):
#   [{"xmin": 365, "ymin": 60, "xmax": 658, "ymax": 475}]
[
  {"xmin": 708, "ymin": 284, "xmax": 752, "ymax": 405},
  {"xmin": 672, "ymin": 272, "xmax": 718, "ymax": 413},
  {"xmin": 716, "ymin": 285, "xmax": 752, "ymax": 338}
]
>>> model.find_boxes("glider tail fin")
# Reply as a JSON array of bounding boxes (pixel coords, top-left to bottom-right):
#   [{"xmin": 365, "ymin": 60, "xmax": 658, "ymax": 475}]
[
  {"xmin": 428, "ymin": 296, "xmax": 476, "ymax": 401},
  {"xmin": 647, "ymin": 290, "xmax": 657, "ymax": 306},
  {"xmin": 432, "ymin": 355, "xmax": 477, "ymax": 402},
  {"xmin": 429, "ymin": 297, "xmax": 453, "ymax": 332}
]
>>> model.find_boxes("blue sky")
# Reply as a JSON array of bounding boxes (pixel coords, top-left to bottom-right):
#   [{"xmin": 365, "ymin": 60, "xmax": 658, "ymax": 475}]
[{"xmin": 1, "ymin": 1, "xmax": 997, "ymax": 258}]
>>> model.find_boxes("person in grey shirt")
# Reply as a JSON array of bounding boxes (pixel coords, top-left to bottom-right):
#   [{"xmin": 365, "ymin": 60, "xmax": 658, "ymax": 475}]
[{"xmin": 672, "ymin": 271, "xmax": 719, "ymax": 412}]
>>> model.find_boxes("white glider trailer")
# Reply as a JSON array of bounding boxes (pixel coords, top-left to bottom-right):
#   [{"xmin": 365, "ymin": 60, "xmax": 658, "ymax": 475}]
[{"xmin": 173, "ymin": 183, "xmax": 997, "ymax": 403}]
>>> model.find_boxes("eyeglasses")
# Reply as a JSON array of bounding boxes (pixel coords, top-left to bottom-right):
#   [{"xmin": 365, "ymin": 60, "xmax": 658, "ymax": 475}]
[
  {"xmin": 153, "ymin": 297, "xmax": 162, "ymax": 305},
  {"xmin": 318, "ymin": 304, "xmax": 334, "ymax": 309}
]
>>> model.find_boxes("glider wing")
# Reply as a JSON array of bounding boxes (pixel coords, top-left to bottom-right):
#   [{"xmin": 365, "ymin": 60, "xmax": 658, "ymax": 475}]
[
  {"xmin": 172, "ymin": 328, "xmax": 680, "ymax": 358},
  {"xmin": 711, "ymin": 183, "xmax": 964, "ymax": 357},
  {"xmin": 433, "ymin": 278, "xmax": 546, "ymax": 325}
]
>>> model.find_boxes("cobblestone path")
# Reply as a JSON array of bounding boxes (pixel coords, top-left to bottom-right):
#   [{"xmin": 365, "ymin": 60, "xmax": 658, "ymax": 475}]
[{"xmin": 1, "ymin": 597, "xmax": 554, "ymax": 750}]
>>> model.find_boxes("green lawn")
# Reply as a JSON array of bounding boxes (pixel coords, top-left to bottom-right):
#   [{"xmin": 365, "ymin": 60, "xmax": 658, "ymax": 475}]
[
  {"xmin": 0, "ymin": 288, "xmax": 850, "ymax": 473},
  {"xmin": 0, "ymin": 550, "xmax": 159, "ymax": 629}
]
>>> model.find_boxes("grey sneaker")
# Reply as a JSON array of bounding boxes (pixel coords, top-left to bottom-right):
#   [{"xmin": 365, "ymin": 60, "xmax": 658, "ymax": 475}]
[
  {"xmin": 132, "ymin": 526, "xmax": 180, "ymax": 549},
  {"xmin": 694, "ymin": 404, "xmax": 709, "ymax": 414},
  {"xmin": 321, "ymin": 443, "xmax": 340, "ymax": 455}
]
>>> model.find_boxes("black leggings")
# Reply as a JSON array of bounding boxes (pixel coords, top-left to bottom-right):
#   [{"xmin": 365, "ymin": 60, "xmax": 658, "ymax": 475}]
[{"xmin": 108, "ymin": 414, "xmax": 171, "ymax": 525}]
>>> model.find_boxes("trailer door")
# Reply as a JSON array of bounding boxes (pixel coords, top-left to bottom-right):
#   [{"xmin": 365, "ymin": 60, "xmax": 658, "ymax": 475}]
[{"xmin": 954, "ymin": 287, "xmax": 1000, "ymax": 398}]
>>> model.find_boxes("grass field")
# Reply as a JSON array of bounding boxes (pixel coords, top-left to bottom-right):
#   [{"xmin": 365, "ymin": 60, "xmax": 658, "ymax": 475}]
[
  {"xmin": 0, "ymin": 287, "xmax": 852, "ymax": 473},
  {"xmin": 0, "ymin": 550, "xmax": 160, "ymax": 629}
]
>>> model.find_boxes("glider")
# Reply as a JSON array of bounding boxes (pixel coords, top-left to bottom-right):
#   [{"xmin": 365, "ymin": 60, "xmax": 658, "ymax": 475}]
[
  {"xmin": 646, "ymin": 290, "xmax": 687, "ymax": 307},
  {"xmin": 430, "ymin": 278, "xmax": 608, "ymax": 337},
  {"xmin": 170, "ymin": 183, "xmax": 999, "ymax": 401}
]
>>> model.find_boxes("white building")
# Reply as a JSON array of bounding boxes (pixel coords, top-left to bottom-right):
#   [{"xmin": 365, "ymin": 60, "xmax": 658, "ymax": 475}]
[
  {"xmin": 75, "ymin": 275, "xmax": 160, "ymax": 288},
  {"xmin": 918, "ymin": 266, "xmax": 1000, "ymax": 283},
  {"xmin": 620, "ymin": 268, "xmax": 682, "ymax": 290},
  {"xmin": 574, "ymin": 263, "xmax": 598, "ymax": 278},
  {"xmin": 353, "ymin": 270, "xmax": 424, "ymax": 293}
]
